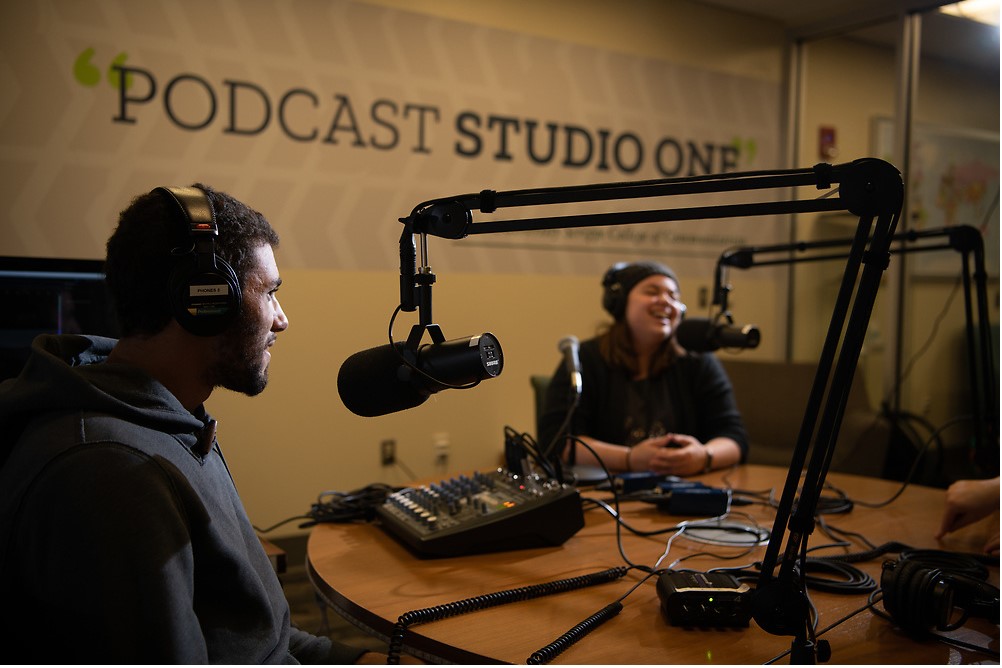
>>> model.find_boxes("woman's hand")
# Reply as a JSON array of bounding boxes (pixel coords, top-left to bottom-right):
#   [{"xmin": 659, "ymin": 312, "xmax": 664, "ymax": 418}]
[{"xmin": 631, "ymin": 433, "xmax": 707, "ymax": 476}]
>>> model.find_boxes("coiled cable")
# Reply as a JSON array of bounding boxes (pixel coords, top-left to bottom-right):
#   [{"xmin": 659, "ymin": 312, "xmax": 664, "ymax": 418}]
[
  {"xmin": 526, "ymin": 602, "xmax": 623, "ymax": 664},
  {"xmin": 525, "ymin": 569, "xmax": 661, "ymax": 664},
  {"xmin": 801, "ymin": 557, "xmax": 876, "ymax": 594},
  {"xmin": 385, "ymin": 566, "xmax": 628, "ymax": 664}
]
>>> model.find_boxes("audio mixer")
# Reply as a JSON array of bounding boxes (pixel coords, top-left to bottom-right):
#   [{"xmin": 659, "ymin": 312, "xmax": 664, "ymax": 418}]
[{"xmin": 376, "ymin": 469, "xmax": 584, "ymax": 557}]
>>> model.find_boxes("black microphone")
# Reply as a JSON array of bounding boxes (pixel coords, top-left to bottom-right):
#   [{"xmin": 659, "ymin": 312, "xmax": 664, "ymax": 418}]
[
  {"xmin": 676, "ymin": 318, "xmax": 760, "ymax": 352},
  {"xmin": 558, "ymin": 335, "xmax": 582, "ymax": 395},
  {"xmin": 337, "ymin": 333, "xmax": 503, "ymax": 417}
]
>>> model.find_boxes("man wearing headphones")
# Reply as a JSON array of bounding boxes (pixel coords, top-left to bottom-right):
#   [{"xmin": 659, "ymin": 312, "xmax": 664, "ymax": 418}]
[
  {"xmin": 0, "ymin": 185, "xmax": 410, "ymax": 663},
  {"xmin": 538, "ymin": 260, "xmax": 747, "ymax": 476}
]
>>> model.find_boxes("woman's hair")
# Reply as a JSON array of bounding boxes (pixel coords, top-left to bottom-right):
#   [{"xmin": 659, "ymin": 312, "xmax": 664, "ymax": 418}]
[
  {"xmin": 597, "ymin": 319, "xmax": 683, "ymax": 377},
  {"xmin": 104, "ymin": 183, "xmax": 279, "ymax": 337}
]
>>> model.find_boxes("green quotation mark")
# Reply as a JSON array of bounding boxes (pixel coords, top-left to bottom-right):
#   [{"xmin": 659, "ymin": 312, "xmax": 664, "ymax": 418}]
[
  {"xmin": 73, "ymin": 48, "xmax": 131, "ymax": 89},
  {"xmin": 731, "ymin": 137, "xmax": 758, "ymax": 166}
]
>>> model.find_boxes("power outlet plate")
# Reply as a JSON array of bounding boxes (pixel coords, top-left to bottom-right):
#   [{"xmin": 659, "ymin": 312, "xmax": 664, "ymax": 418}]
[
  {"xmin": 433, "ymin": 433, "xmax": 449, "ymax": 467},
  {"xmin": 381, "ymin": 439, "xmax": 396, "ymax": 466}
]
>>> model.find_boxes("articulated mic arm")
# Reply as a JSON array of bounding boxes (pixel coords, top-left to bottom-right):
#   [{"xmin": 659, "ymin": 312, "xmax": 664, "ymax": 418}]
[
  {"xmin": 397, "ymin": 158, "xmax": 904, "ymax": 661},
  {"xmin": 714, "ymin": 225, "xmax": 997, "ymax": 471}
]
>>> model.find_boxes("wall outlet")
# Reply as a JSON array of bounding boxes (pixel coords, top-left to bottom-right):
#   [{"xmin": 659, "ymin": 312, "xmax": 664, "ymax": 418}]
[
  {"xmin": 380, "ymin": 439, "xmax": 396, "ymax": 466},
  {"xmin": 433, "ymin": 432, "xmax": 449, "ymax": 467}
]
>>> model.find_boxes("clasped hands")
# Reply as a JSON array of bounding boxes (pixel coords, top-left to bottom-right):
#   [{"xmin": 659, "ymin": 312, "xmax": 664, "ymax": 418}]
[{"xmin": 630, "ymin": 433, "xmax": 706, "ymax": 476}]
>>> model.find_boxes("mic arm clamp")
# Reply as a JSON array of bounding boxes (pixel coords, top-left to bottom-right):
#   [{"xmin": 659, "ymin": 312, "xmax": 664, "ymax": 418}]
[{"xmin": 398, "ymin": 218, "xmax": 446, "ymax": 352}]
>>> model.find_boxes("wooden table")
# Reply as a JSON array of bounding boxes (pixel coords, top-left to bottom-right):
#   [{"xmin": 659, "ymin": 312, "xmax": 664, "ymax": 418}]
[{"xmin": 307, "ymin": 464, "xmax": 999, "ymax": 664}]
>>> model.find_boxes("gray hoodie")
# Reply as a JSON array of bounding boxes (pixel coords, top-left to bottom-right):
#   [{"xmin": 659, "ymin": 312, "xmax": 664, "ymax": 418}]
[{"xmin": 0, "ymin": 334, "xmax": 364, "ymax": 664}]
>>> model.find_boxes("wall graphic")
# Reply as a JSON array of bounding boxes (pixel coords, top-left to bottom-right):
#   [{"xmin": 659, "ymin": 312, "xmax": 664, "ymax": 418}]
[
  {"xmin": 873, "ymin": 118, "xmax": 1000, "ymax": 278},
  {"xmin": 1, "ymin": 0, "xmax": 783, "ymax": 278}
]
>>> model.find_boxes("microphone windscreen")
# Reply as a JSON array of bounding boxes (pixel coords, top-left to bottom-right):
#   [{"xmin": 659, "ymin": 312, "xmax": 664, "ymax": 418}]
[
  {"xmin": 558, "ymin": 335, "xmax": 579, "ymax": 353},
  {"xmin": 337, "ymin": 343, "xmax": 428, "ymax": 417},
  {"xmin": 675, "ymin": 318, "xmax": 714, "ymax": 352}
]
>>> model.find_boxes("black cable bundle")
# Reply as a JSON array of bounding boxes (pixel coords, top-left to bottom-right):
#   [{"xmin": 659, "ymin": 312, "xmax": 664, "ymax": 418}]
[
  {"xmin": 504, "ymin": 425, "xmax": 563, "ymax": 481},
  {"xmin": 801, "ymin": 557, "xmax": 876, "ymax": 594},
  {"xmin": 302, "ymin": 483, "xmax": 402, "ymax": 527}
]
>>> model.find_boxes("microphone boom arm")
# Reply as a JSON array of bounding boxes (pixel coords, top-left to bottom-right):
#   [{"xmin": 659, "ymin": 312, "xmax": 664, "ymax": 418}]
[
  {"xmin": 713, "ymin": 224, "xmax": 997, "ymax": 470},
  {"xmin": 395, "ymin": 158, "xmax": 905, "ymax": 662}
]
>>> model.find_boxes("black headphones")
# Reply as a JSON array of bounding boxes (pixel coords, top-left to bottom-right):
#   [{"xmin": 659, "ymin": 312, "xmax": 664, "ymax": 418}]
[
  {"xmin": 601, "ymin": 261, "xmax": 686, "ymax": 321},
  {"xmin": 601, "ymin": 262, "xmax": 631, "ymax": 319},
  {"xmin": 154, "ymin": 186, "xmax": 241, "ymax": 336},
  {"xmin": 880, "ymin": 550, "xmax": 999, "ymax": 637}
]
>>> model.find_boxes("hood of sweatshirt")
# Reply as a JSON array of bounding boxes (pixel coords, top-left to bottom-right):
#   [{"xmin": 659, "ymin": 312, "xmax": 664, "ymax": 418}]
[{"xmin": 0, "ymin": 334, "xmax": 204, "ymax": 461}]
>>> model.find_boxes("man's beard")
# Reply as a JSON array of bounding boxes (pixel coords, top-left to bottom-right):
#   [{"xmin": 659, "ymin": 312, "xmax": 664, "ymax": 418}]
[{"xmin": 207, "ymin": 312, "xmax": 270, "ymax": 396}]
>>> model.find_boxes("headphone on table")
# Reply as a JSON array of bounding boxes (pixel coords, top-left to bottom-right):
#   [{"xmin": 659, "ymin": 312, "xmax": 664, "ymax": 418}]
[
  {"xmin": 879, "ymin": 549, "xmax": 999, "ymax": 637},
  {"xmin": 153, "ymin": 185, "xmax": 241, "ymax": 336},
  {"xmin": 601, "ymin": 261, "xmax": 687, "ymax": 321}
]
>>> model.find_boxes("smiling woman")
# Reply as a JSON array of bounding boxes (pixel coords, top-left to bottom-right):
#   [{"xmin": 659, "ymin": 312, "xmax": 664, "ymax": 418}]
[{"xmin": 537, "ymin": 260, "xmax": 748, "ymax": 477}]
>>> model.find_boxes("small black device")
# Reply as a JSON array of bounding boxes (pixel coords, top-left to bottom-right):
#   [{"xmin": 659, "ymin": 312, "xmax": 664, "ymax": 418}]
[
  {"xmin": 656, "ymin": 571, "xmax": 752, "ymax": 627},
  {"xmin": 155, "ymin": 185, "xmax": 242, "ymax": 336},
  {"xmin": 612, "ymin": 471, "xmax": 663, "ymax": 494},
  {"xmin": 654, "ymin": 478, "xmax": 731, "ymax": 516},
  {"xmin": 657, "ymin": 486, "xmax": 731, "ymax": 516}
]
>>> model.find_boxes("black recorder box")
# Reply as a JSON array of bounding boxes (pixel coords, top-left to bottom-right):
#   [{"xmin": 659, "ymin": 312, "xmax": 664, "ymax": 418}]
[{"xmin": 656, "ymin": 571, "xmax": 752, "ymax": 627}]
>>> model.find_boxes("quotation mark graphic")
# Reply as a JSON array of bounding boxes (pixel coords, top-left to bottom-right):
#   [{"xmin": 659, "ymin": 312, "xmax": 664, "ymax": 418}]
[
  {"xmin": 73, "ymin": 48, "xmax": 131, "ymax": 89},
  {"xmin": 731, "ymin": 137, "xmax": 757, "ymax": 166}
]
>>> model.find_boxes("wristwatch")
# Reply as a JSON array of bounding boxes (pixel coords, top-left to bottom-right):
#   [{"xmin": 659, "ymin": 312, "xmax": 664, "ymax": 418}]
[{"xmin": 702, "ymin": 447, "xmax": 713, "ymax": 473}]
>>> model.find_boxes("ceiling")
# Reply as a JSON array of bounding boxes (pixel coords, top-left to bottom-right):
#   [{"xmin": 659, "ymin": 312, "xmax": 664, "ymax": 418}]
[{"xmin": 694, "ymin": 0, "xmax": 1000, "ymax": 72}]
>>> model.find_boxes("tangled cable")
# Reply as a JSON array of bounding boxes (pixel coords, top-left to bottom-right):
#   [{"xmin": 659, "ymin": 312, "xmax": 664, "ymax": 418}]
[{"xmin": 302, "ymin": 483, "xmax": 401, "ymax": 526}]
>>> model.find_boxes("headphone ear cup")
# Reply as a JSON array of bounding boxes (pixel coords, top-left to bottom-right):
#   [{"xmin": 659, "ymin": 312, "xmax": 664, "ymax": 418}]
[
  {"xmin": 944, "ymin": 571, "xmax": 1001, "ymax": 625},
  {"xmin": 880, "ymin": 558, "xmax": 906, "ymax": 630},
  {"xmin": 156, "ymin": 185, "xmax": 242, "ymax": 337},
  {"xmin": 601, "ymin": 262, "xmax": 628, "ymax": 319},
  {"xmin": 168, "ymin": 254, "xmax": 241, "ymax": 336},
  {"xmin": 603, "ymin": 284, "xmax": 623, "ymax": 319},
  {"xmin": 881, "ymin": 558, "xmax": 958, "ymax": 636}
]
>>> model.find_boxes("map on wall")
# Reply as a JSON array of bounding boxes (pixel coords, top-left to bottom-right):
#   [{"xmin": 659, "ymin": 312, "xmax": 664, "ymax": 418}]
[{"xmin": 873, "ymin": 118, "xmax": 1000, "ymax": 278}]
